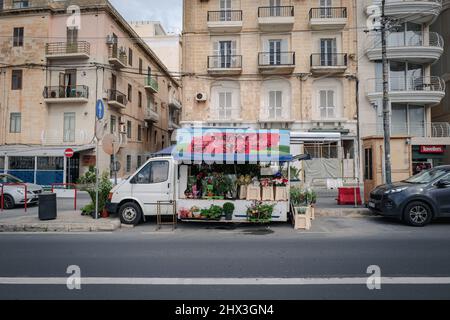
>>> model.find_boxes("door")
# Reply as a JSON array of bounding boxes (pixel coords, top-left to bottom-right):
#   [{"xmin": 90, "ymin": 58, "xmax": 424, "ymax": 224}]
[
  {"xmin": 130, "ymin": 160, "xmax": 173, "ymax": 215},
  {"xmin": 320, "ymin": 0, "xmax": 332, "ymax": 18},
  {"xmin": 269, "ymin": 40, "xmax": 282, "ymax": 65},
  {"xmin": 320, "ymin": 39, "xmax": 337, "ymax": 66},
  {"xmin": 112, "ymin": 33, "xmax": 118, "ymax": 57},
  {"xmin": 64, "ymin": 69, "xmax": 77, "ymax": 97},
  {"xmin": 430, "ymin": 173, "xmax": 450, "ymax": 215},
  {"xmin": 269, "ymin": 0, "xmax": 281, "ymax": 16},
  {"xmin": 220, "ymin": 0, "xmax": 231, "ymax": 21},
  {"xmin": 220, "ymin": 41, "xmax": 232, "ymax": 68}
]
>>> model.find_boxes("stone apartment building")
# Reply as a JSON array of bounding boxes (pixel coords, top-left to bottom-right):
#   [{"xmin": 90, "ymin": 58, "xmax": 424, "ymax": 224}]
[
  {"xmin": 358, "ymin": 0, "xmax": 447, "ymax": 184},
  {"xmin": 0, "ymin": 0, "xmax": 181, "ymax": 185},
  {"xmin": 182, "ymin": 0, "xmax": 359, "ymax": 181}
]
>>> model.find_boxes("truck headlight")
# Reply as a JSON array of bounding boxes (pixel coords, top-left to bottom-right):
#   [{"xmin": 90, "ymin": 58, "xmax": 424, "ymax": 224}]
[{"xmin": 384, "ymin": 187, "xmax": 407, "ymax": 195}]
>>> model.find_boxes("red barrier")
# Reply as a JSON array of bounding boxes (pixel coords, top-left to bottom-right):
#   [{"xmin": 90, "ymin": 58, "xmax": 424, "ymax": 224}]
[
  {"xmin": 337, "ymin": 187, "xmax": 362, "ymax": 206},
  {"xmin": 51, "ymin": 183, "xmax": 78, "ymax": 210},
  {"xmin": 1, "ymin": 183, "xmax": 28, "ymax": 212}
]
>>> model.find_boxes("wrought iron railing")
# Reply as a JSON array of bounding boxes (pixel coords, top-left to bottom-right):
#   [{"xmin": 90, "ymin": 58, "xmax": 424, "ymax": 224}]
[
  {"xmin": 310, "ymin": 53, "xmax": 348, "ymax": 67},
  {"xmin": 107, "ymin": 89, "xmax": 127, "ymax": 106},
  {"xmin": 258, "ymin": 52, "xmax": 295, "ymax": 66},
  {"xmin": 258, "ymin": 6, "xmax": 294, "ymax": 17},
  {"xmin": 207, "ymin": 10, "xmax": 242, "ymax": 22},
  {"xmin": 46, "ymin": 41, "xmax": 90, "ymax": 56},
  {"xmin": 145, "ymin": 76, "xmax": 159, "ymax": 92},
  {"xmin": 43, "ymin": 85, "xmax": 89, "ymax": 99},
  {"xmin": 208, "ymin": 55, "xmax": 242, "ymax": 69},
  {"xmin": 309, "ymin": 7, "xmax": 347, "ymax": 19}
]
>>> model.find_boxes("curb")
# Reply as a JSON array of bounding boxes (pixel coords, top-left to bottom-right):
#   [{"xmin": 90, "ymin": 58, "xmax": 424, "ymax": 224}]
[
  {"xmin": 0, "ymin": 221, "xmax": 121, "ymax": 233},
  {"xmin": 315, "ymin": 208, "xmax": 378, "ymax": 218}
]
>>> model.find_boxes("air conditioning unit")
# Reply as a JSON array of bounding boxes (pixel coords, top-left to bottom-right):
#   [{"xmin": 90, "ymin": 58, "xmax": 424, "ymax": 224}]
[{"xmin": 196, "ymin": 92, "xmax": 207, "ymax": 102}]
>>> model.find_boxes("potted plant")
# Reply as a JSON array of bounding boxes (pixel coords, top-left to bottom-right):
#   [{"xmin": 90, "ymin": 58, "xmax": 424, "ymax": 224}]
[
  {"xmin": 246, "ymin": 201, "xmax": 275, "ymax": 223},
  {"xmin": 223, "ymin": 202, "xmax": 235, "ymax": 221}
]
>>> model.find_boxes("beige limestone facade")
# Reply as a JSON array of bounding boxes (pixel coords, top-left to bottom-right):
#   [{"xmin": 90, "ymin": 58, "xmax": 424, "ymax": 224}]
[
  {"xmin": 0, "ymin": 0, "xmax": 181, "ymax": 184},
  {"xmin": 182, "ymin": 0, "xmax": 360, "ymax": 179}
]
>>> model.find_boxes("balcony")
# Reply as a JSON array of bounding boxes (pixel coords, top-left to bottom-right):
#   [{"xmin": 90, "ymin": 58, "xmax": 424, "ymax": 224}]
[
  {"xmin": 259, "ymin": 108, "xmax": 292, "ymax": 124},
  {"xmin": 168, "ymin": 118, "xmax": 180, "ymax": 130},
  {"xmin": 43, "ymin": 86, "xmax": 89, "ymax": 104},
  {"xmin": 309, "ymin": 7, "xmax": 348, "ymax": 30},
  {"xmin": 169, "ymin": 97, "xmax": 182, "ymax": 110},
  {"xmin": 366, "ymin": 76, "xmax": 445, "ymax": 105},
  {"xmin": 368, "ymin": 0, "xmax": 442, "ymax": 24},
  {"xmin": 209, "ymin": 107, "xmax": 241, "ymax": 122},
  {"xmin": 45, "ymin": 41, "xmax": 90, "ymax": 60},
  {"xmin": 207, "ymin": 55, "xmax": 242, "ymax": 75},
  {"xmin": 258, "ymin": 52, "xmax": 295, "ymax": 74},
  {"xmin": 108, "ymin": 49, "xmax": 127, "ymax": 69},
  {"xmin": 366, "ymin": 32, "xmax": 444, "ymax": 63},
  {"xmin": 310, "ymin": 53, "xmax": 348, "ymax": 74},
  {"xmin": 107, "ymin": 89, "xmax": 127, "ymax": 109},
  {"xmin": 258, "ymin": 6, "xmax": 295, "ymax": 32},
  {"xmin": 144, "ymin": 76, "xmax": 159, "ymax": 94},
  {"xmin": 144, "ymin": 107, "xmax": 159, "ymax": 123},
  {"xmin": 207, "ymin": 10, "xmax": 243, "ymax": 33}
]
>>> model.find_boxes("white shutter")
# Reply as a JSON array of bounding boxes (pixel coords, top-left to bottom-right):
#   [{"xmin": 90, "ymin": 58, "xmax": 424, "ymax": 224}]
[
  {"xmin": 213, "ymin": 41, "xmax": 220, "ymax": 68},
  {"xmin": 281, "ymin": 39, "xmax": 289, "ymax": 64},
  {"xmin": 327, "ymin": 90, "xmax": 335, "ymax": 118},
  {"xmin": 231, "ymin": 40, "xmax": 237, "ymax": 68}
]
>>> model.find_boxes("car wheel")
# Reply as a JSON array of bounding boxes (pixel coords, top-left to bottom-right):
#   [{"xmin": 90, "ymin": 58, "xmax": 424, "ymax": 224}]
[
  {"xmin": 2, "ymin": 195, "xmax": 15, "ymax": 210},
  {"xmin": 403, "ymin": 201, "xmax": 432, "ymax": 227},
  {"xmin": 119, "ymin": 202, "xmax": 142, "ymax": 226}
]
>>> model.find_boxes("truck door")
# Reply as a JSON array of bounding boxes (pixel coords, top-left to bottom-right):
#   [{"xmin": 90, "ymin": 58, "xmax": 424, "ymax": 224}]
[{"xmin": 130, "ymin": 159, "xmax": 173, "ymax": 215}]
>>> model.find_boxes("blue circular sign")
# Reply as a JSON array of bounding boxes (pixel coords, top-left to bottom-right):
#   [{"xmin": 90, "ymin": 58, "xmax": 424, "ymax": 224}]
[{"xmin": 96, "ymin": 99, "xmax": 105, "ymax": 120}]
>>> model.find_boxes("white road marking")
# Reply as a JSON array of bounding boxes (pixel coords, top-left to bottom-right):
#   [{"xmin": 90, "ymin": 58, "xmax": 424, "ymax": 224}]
[{"xmin": 0, "ymin": 277, "xmax": 450, "ymax": 286}]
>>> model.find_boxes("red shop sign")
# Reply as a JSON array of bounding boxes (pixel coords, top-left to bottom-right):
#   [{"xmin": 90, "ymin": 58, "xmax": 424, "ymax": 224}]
[{"xmin": 420, "ymin": 145, "xmax": 445, "ymax": 154}]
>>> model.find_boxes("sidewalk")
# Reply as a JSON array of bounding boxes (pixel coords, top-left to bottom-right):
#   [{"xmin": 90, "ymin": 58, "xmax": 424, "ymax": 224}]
[
  {"xmin": 314, "ymin": 195, "xmax": 375, "ymax": 218},
  {"xmin": 0, "ymin": 211, "xmax": 121, "ymax": 232}
]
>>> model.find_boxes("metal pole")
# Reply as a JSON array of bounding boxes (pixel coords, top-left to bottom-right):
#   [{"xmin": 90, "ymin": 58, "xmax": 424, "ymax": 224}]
[
  {"xmin": 381, "ymin": 0, "xmax": 392, "ymax": 184},
  {"xmin": 94, "ymin": 66, "xmax": 99, "ymax": 220}
]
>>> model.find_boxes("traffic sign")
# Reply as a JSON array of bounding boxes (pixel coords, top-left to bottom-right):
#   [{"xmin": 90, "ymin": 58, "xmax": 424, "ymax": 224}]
[
  {"xmin": 64, "ymin": 148, "xmax": 74, "ymax": 158},
  {"xmin": 96, "ymin": 99, "xmax": 105, "ymax": 120}
]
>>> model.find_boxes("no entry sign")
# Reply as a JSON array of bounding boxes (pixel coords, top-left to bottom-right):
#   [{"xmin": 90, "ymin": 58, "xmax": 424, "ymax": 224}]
[{"xmin": 65, "ymin": 148, "xmax": 75, "ymax": 158}]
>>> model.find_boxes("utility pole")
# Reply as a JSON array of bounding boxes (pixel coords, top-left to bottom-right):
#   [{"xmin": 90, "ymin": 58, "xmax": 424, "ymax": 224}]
[{"xmin": 381, "ymin": 0, "xmax": 392, "ymax": 184}]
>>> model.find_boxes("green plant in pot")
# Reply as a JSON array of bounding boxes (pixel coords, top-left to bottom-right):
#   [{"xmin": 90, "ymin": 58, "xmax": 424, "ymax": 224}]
[{"xmin": 223, "ymin": 202, "xmax": 235, "ymax": 221}]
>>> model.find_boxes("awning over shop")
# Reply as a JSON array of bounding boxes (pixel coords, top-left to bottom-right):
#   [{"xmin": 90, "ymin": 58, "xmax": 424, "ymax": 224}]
[{"xmin": 0, "ymin": 145, "xmax": 95, "ymax": 157}]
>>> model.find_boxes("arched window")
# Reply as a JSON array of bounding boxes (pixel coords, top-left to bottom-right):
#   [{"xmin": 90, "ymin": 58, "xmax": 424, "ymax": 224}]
[
  {"xmin": 210, "ymin": 80, "xmax": 241, "ymax": 120},
  {"xmin": 312, "ymin": 79, "xmax": 343, "ymax": 120},
  {"xmin": 260, "ymin": 78, "xmax": 291, "ymax": 120}
]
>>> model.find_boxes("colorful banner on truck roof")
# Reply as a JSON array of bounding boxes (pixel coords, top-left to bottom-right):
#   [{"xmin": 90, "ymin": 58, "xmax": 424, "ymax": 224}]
[{"xmin": 173, "ymin": 128, "xmax": 292, "ymax": 164}]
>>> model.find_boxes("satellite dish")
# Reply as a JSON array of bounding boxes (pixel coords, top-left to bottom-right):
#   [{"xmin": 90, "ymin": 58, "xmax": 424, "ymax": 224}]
[{"xmin": 102, "ymin": 133, "xmax": 121, "ymax": 155}]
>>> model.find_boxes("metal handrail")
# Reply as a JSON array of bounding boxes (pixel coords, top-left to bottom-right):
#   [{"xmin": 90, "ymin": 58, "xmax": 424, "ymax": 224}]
[
  {"xmin": 45, "ymin": 41, "xmax": 90, "ymax": 55},
  {"xmin": 258, "ymin": 52, "xmax": 295, "ymax": 66},
  {"xmin": 258, "ymin": 6, "xmax": 294, "ymax": 17},
  {"xmin": 145, "ymin": 76, "xmax": 159, "ymax": 91},
  {"xmin": 43, "ymin": 85, "xmax": 89, "ymax": 99},
  {"xmin": 207, "ymin": 10, "xmax": 242, "ymax": 22},
  {"xmin": 309, "ymin": 7, "xmax": 347, "ymax": 19},
  {"xmin": 107, "ymin": 89, "xmax": 127, "ymax": 106},
  {"xmin": 366, "ymin": 31, "xmax": 444, "ymax": 50},
  {"xmin": 367, "ymin": 76, "xmax": 446, "ymax": 93},
  {"xmin": 208, "ymin": 55, "xmax": 242, "ymax": 69},
  {"xmin": 310, "ymin": 53, "xmax": 348, "ymax": 67}
]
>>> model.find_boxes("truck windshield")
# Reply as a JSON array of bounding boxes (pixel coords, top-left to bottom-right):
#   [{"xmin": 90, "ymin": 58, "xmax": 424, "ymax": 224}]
[{"xmin": 404, "ymin": 168, "xmax": 448, "ymax": 184}]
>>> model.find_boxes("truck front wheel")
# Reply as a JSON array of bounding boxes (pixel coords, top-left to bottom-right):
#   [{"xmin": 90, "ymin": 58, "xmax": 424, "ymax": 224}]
[{"xmin": 119, "ymin": 202, "xmax": 142, "ymax": 226}]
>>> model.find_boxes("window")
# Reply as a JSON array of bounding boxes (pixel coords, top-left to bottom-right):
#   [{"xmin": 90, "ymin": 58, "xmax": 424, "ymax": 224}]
[
  {"xmin": 137, "ymin": 125, "xmax": 142, "ymax": 141},
  {"xmin": 131, "ymin": 161, "xmax": 169, "ymax": 184},
  {"xmin": 139, "ymin": 58, "xmax": 143, "ymax": 74},
  {"xmin": 127, "ymin": 121, "xmax": 132, "ymax": 139},
  {"xmin": 64, "ymin": 112, "xmax": 76, "ymax": 142},
  {"xmin": 320, "ymin": 0, "xmax": 333, "ymax": 18},
  {"xmin": 137, "ymin": 155, "xmax": 142, "ymax": 168},
  {"xmin": 269, "ymin": 91, "xmax": 282, "ymax": 118},
  {"xmin": 138, "ymin": 91, "xmax": 142, "ymax": 108},
  {"xmin": 67, "ymin": 27, "xmax": 78, "ymax": 45},
  {"xmin": 391, "ymin": 104, "xmax": 425, "ymax": 136},
  {"xmin": 11, "ymin": 70, "xmax": 22, "ymax": 90},
  {"xmin": 13, "ymin": 27, "xmax": 24, "ymax": 47},
  {"xmin": 110, "ymin": 115, "xmax": 116, "ymax": 134},
  {"xmin": 9, "ymin": 113, "xmax": 21, "ymax": 133},
  {"xmin": 319, "ymin": 90, "xmax": 335, "ymax": 119},
  {"xmin": 8, "ymin": 156, "xmax": 34, "ymax": 170},
  {"xmin": 218, "ymin": 92, "xmax": 232, "ymax": 119},
  {"xmin": 320, "ymin": 39, "xmax": 337, "ymax": 66},
  {"xmin": 128, "ymin": 48, "xmax": 133, "ymax": 66},
  {"xmin": 128, "ymin": 84, "xmax": 132, "ymax": 102},
  {"xmin": 126, "ymin": 155, "xmax": 131, "ymax": 172},
  {"xmin": 220, "ymin": 0, "xmax": 232, "ymax": 21},
  {"xmin": 364, "ymin": 148, "xmax": 373, "ymax": 180},
  {"xmin": 37, "ymin": 157, "xmax": 64, "ymax": 170}
]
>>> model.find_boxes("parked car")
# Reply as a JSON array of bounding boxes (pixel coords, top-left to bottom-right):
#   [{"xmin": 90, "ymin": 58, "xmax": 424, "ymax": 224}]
[
  {"xmin": 0, "ymin": 174, "xmax": 43, "ymax": 209},
  {"xmin": 368, "ymin": 166, "xmax": 450, "ymax": 226}
]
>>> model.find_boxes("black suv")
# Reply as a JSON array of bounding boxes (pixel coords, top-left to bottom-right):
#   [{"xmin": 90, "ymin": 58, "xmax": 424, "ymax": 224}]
[{"xmin": 368, "ymin": 166, "xmax": 450, "ymax": 226}]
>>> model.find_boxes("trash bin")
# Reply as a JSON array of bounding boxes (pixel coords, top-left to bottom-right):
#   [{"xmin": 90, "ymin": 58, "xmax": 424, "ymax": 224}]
[{"xmin": 38, "ymin": 193, "xmax": 57, "ymax": 221}]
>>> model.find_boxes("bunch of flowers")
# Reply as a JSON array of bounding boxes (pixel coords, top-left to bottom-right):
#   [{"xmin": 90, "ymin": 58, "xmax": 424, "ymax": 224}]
[{"xmin": 237, "ymin": 175, "xmax": 252, "ymax": 186}]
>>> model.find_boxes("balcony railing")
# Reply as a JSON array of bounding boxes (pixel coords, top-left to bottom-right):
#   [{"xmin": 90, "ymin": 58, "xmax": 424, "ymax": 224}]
[
  {"xmin": 145, "ymin": 76, "xmax": 159, "ymax": 93},
  {"xmin": 363, "ymin": 122, "xmax": 450, "ymax": 138},
  {"xmin": 258, "ymin": 6, "xmax": 294, "ymax": 17},
  {"xmin": 43, "ymin": 85, "xmax": 89, "ymax": 99},
  {"xmin": 366, "ymin": 32, "xmax": 444, "ymax": 50},
  {"xmin": 258, "ymin": 52, "xmax": 295, "ymax": 66},
  {"xmin": 309, "ymin": 7, "xmax": 347, "ymax": 19},
  {"xmin": 368, "ymin": 76, "xmax": 445, "ymax": 93},
  {"xmin": 45, "ymin": 41, "xmax": 90, "ymax": 56},
  {"xmin": 109, "ymin": 48, "xmax": 127, "ymax": 66},
  {"xmin": 107, "ymin": 89, "xmax": 127, "ymax": 106},
  {"xmin": 12, "ymin": 0, "xmax": 30, "ymax": 9},
  {"xmin": 209, "ymin": 108, "xmax": 241, "ymax": 121},
  {"xmin": 208, "ymin": 55, "xmax": 242, "ymax": 69},
  {"xmin": 310, "ymin": 53, "xmax": 348, "ymax": 67},
  {"xmin": 207, "ymin": 10, "xmax": 242, "ymax": 22}
]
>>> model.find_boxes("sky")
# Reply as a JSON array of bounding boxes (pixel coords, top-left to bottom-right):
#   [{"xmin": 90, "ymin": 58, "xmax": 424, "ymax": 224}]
[{"xmin": 110, "ymin": 0, "xmax": 182, "ymax": 34}]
